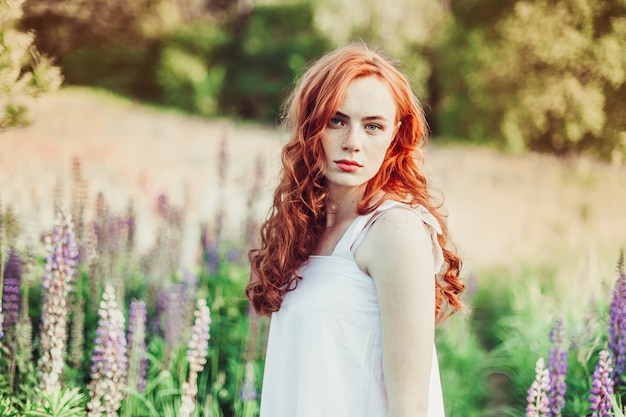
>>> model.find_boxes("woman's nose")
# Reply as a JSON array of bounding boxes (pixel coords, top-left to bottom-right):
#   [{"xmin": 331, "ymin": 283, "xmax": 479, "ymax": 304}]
[{"xmin": 341, "ymin": 126, "xmax": 361, "ymax": 152}]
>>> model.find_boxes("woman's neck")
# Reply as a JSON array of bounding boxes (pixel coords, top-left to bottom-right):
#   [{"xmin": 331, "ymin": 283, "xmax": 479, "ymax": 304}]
[{"xmin": 325, "ymin": 185, "xmax": 366, "ymax": 228}]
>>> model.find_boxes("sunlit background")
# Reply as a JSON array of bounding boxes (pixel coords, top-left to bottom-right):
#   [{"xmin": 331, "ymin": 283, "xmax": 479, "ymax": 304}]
[{"xmin": 1, "ymin": 0, "xmax": 626, "ymax": 416}]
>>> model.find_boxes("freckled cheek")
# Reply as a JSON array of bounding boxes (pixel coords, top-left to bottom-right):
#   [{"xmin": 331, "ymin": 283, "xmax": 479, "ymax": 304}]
[{"xmin": 321, "ymin": 131, "xmax": 342, "ymax": 154}]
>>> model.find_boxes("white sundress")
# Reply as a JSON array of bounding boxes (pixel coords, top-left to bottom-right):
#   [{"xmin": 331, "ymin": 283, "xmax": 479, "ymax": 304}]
[{"xmin": 259, "ymin": 200, "xmax": 446, "ymax": 417}]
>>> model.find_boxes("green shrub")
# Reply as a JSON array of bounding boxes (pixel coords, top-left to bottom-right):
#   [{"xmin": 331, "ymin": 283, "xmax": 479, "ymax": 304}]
[
  {"xmin": 61, "ymin": 42, "xmax": 161, "ymax": 101},
  {"xmin": 57, "ymin": 4, "xmax": 331, "ymax": 121},
  {"xmin": 434, "ymin": 0, "xmax": 626, "ymax": 161},
  {"xmin": 155, "ymin": 23, "xmax": 229, "ymax": 116},
  {"xmin": 217, "ymin": 3, "xmax": 331, "ymax": 121}
]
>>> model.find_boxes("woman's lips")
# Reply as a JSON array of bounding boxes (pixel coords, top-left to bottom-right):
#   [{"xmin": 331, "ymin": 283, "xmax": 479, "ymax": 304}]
[{"xmin": 335, "ymin": 160, "xmax": 362, "ymax": 172}]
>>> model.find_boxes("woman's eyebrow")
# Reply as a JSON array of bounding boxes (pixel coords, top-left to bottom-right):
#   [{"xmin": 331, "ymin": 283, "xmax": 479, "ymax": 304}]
[{"xmin": 335, "ymin": 111, "xmax": 390, "ymax": 122}]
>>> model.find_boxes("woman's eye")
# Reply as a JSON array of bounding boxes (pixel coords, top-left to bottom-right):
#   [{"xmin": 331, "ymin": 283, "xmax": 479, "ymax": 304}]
[
  {"xmin": 365, "ymin": 124, "xmax": 381, "ymax": 132},
  {"xmin": 328, "ymin": 117, "xmax": 343, "ymax": 127}
]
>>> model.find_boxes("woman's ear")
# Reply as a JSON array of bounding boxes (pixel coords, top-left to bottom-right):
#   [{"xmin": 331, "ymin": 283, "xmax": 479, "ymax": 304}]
[{"xmin": 394, "ymin": 120, "xmax": 402, "ymax": 136}]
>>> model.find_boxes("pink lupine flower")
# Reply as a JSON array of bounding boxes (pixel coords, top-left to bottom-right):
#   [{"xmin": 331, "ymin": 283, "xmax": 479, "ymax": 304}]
[
  {"xmin": 527, "ymin": 357, "xmax": 551, "ymax": 417},
  {"xmin": 37, "ymin": 213, "xmax": 78, "ymax": 394},
  {"xmin": 180, "ymin": 298, "xmax": 211, "ymax": 417},
  {"xmin": 87, "ymin": 284, "xmax": 128, "ymax": 417}
]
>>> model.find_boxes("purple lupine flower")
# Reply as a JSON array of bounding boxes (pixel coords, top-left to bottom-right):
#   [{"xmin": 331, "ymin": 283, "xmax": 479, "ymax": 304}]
[
  {"xmin": 164, "ymin": 284, "xmax": 185, "ymax": 344},
  {"xmin": 203, "ymin": 210, "xmax": 225, "ymax": 276},
  {"xmin": 156, "ymin": 194, "xmax": 171, "ymax": 220},
  {"xmin": 609, "ymin": 256, "xmax": 626, "ymax": 387},
  {"xmin": 150, "ymin": 288, "xmax": 168, "ymax": 335},
  {"xmin": 226, "ymin": 248, "xmax": 241, "ymax": 264},
  {"xmin": 589, "ymin": 349, "xmax": 614, "ymax": 417},
  {"xmin": 180, "ymin": 298, "xmax": 211, "ymax": 417},
  {"xmin": 245, "ymin": 154, "xmax": 265, "ymax": 250},
  {"xmin": 240, "ymin": 361, "xmax": 258, "ymax": 402},
  {"xmin": 37, "ymin": 213, "xmax": 78, "ymax": 394},
  {"xmin": 202, "ymin": 237, "xmax": 220, "ymax": 275},
  {"xmin": 526, "ymin": 357, "xmax": 550, "ymax": 417},
  {"xmin": 125, "ymin": 200, "xmax": 136, "ymax": 255},
  {"xmin": 70, "ymin": 157, "xmax": 89, "ymax": 264},
  {"xmin": 217, "ymin": 134, "xmax": 229, "ymax": 187},
  {"xmin": 87, "ymin": 284, "xmax": 128, "ymax": 417},
  {"xmin": 547, "ymin": 318, "xmax": 568, "ymax": 417},
  {"xmin": 0, "ymin": 200, "xmax": 3, "ymax": 340},
  {"xmin": 127, "ymin": 298, "xmax": 148, "ymax": 393},
  {"xmin": 162, "ymin": 284, "xmax": 186, "ymax": 368},
  {"xmin": 182, "ymin": 268, "xmax": 199, "ymax": 326},
  {"xmin": 182, "ymin": 268, "xmax": 199, "ymax": 295},
  {"xmin": 2, "ymin": 248, "xmax": 22, "ymax": 338}
]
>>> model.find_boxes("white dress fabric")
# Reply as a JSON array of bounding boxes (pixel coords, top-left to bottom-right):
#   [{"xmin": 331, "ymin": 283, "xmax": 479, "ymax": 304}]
[{"xmin": 259, "ymin": 200, "xmax": 446, "ymax": 417}]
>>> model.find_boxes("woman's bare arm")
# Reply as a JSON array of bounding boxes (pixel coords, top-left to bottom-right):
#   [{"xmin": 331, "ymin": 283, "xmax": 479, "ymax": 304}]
[{"xmin": 356, "ymin": 207, "xmax": 436, "ymax": 417}]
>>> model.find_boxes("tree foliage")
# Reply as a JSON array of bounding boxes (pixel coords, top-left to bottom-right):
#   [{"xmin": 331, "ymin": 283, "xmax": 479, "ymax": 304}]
[
  {"xmin": 435, "ymin": 0, "xmax": 626, "ymax": 161},
  {"xmin": 217, "ymin": 2, "xmax": 330, "ymax": 120},
  {"xmin": 12, "ymin": 0, "xmax": 626, "ymax": 161},
  {"xmin": 0, "ymin": 0, "xmax": 62, "ymax": 130},
  {"xmin": 20, "ymin": 0, "xmax": 151, "ymax": 58}
]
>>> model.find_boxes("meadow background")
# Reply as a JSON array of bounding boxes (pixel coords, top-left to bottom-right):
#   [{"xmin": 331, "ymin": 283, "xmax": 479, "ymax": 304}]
[{"xmin": 1, "ymin": 0, "xmax": 626, "ymax": 416}]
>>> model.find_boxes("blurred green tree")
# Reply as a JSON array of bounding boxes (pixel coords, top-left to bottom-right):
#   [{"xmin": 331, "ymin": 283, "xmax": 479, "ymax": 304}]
[
  {"xmin": 313, "ymin": 0, "xmax": 449, "ymax": 101},
  {"xmin": 217, "ymin": 2, "xmax": 331, "ymax": 120},
  {"xmin": 21, "ymin": 0, "xmax": 151, "ymax": 58},
  {"xmin": 20, "ymin": 0, "xmax": 159, "ymax": 100},
  {"xmin": 155, "ymin": 22, "xmax": 230, "ymax": 115},
  {"xmin": 0, "ymin": 0, "xmax": 62, "ymax": 129},
  {"xmin": 435, "ymin": 0, "xmax": 626, "ymax": 161}
]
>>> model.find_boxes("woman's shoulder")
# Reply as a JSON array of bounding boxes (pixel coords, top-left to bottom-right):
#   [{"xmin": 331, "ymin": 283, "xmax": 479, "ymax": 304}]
[
  {"xmin": 371, "ymin": 200, "xmax": 443, "ymax": 235},
  {"xmin": 368, "ymin": 204, "xmax": 432, "ymax": 245},
  {"xmin": 355, "ymin": 204, "xmax": 433, "ymax": 273}
]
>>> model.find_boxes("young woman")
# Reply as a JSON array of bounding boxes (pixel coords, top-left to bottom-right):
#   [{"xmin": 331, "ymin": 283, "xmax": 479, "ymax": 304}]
[{"xmin": 246, "ymin": 43, "xmax": 465, "ymax": 417}]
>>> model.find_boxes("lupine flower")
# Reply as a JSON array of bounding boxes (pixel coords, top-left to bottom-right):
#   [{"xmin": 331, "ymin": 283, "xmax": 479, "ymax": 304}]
[
  {"xmin": 245, "ymin": 154, "xmax": 265, "ymax": 250},
  {"xmin": 217, "ymin": 133, "xmax": 229, "ymax": 188},
  {"xmin": 609, "ymin": 255, "xmax": 626, "ymax": 387},
  {"xmin": 37, "ymin": 213, "xmax": 78, "ymax": 394},
  {"xmin": 87, "ymin": 284, "xmax": 128, "ymax": 417},
  {"xmin": 127, "ymin": 298, "xmax": 148, "ymax": 393},
  {"xmin": 180, "ymin": 298, "xmax": 211, "ymax": 417},
  {"xmin": 182, "ymin": 269, "xmax": 199, "ymax": 295},
  {"xmin": 547, "ymin": 318, "xmax": 568, "ymax": 417},
  {"xmin": 142, "ymin": 195, "xmax": 183, "ymax": 281},
  {"xmin": 240, "ymin": 361, "xmax": 258, "ymax": 402},
  {"xmin": 182, "ymin": 269, "xmax": 199, "ymax": 329},
  {"xmin": 125, "ymin": 200, "xmax": 136, "ymax": 255},
  {"xmin": 0, "ymin": 199, "xmax": 4, "ymax": 340},
  {"xmin": 70, "ymin": 157, "xmax": 89, "ymax": 264},
  {"xmin": 2, "ymin": 247, "xmax": 22, "ymax": 339},
  {"xmin": 200, "ymin": 226, "xmax": 220, "ymax": 274},
  {"xmin": 589, "ymin": 349, "xmax": 614, "ymax": 417},
  {"xmin": 162, "ymin": 284, "xmax": 186, "ymax": 368},
  {"xmin": 526, "ymin": 357, "xmax": 551, "ymax": 417}
]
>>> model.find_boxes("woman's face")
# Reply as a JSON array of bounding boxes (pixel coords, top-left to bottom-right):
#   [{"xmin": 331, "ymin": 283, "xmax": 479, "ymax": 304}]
[{"xmin": 320, "ymin": 76, "xmax": 397, "ymax": 196}]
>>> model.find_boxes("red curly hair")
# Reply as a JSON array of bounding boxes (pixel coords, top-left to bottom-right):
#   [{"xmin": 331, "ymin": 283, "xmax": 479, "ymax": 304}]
[{"xmin": 246, "ymin": 43, "xmax": 464, "ymax": 322}]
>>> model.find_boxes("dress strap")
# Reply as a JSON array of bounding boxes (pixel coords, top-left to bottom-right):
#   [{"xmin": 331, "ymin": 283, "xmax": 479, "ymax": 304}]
[{"xmin": 333, "ymin": 200, "xmax": 445, "ymax": 274}]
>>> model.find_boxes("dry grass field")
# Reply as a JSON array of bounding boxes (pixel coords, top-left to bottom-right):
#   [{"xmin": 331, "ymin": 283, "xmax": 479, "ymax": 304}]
[{"xmin": 2, "ymin": 88, "xmax": 625, "ymax": 297}]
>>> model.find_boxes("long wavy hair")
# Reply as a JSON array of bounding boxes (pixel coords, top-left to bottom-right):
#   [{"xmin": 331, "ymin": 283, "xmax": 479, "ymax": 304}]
[{"xmin": 246, "ymin": 43, "xmax": 464, "ymax": 322}]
